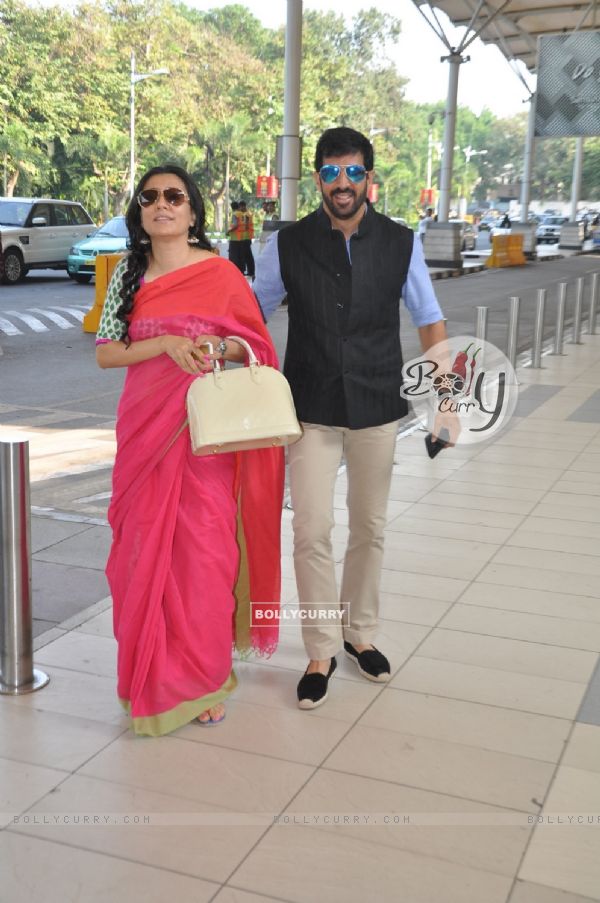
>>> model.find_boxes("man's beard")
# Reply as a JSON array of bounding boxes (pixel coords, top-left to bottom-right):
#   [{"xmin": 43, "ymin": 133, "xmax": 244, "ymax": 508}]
[{"xmin": 321, "ymin": 182, "xmax": 368, "ymax": 220}]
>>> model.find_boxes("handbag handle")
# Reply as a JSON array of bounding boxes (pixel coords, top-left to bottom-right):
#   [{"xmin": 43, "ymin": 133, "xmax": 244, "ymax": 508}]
[{"xmin": 225, "ymin": 335, "xmax": 259, "ymax": 366}]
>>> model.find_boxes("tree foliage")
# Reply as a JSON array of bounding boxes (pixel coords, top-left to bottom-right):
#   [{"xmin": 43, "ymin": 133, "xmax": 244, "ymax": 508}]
[{"xmin": 1, "ymin": 0, "xmax": 596, "ymax": 228}]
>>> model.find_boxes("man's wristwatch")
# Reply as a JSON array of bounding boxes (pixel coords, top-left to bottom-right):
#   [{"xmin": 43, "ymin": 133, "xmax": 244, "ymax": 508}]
[{"xmin": 216, "ymin": 338, "xmax": 227, "ymax": 358}]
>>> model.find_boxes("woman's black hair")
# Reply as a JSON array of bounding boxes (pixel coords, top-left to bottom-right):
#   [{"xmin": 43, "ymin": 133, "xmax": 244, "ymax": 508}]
[
  {"xmin": 314, "ymin": 127, "xmax": 374, "ymax": 172},
  {"xmin": 116, "ymin": 164, "xmax": 212, "ymax": 339}
]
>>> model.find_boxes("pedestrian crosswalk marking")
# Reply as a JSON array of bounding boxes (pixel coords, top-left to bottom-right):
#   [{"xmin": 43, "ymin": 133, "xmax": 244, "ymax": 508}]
[
  {"xmin": 4, "ymin": 310, "xmax": 48, "ymax": 332},
  {"xmin": 29, "ymin": 308, "xmax": 75, "ymax": 329},
  {"xmin": 0, "ymin": 306, "xmax": 88, "ymax": 334},
  {"xmin": 0, "ymin": 316, "xmax": 22, "ymax": 336},
  {"xmin": 49, "ymin": 306, "xmax": 86, "ymax": 323}
]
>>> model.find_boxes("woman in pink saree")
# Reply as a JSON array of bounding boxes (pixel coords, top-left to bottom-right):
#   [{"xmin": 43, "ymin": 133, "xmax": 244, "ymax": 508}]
[{"xmin": 96, "ymin": 166, "xmax": 283, "ymax": 736}]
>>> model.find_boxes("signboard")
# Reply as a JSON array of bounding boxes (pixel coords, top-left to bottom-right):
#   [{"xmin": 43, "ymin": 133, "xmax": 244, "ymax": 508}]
[
  {"xmin": 367, "ymin": 182, "xmax": 379, "ymax": 204},
  {"xmin": 255, "ymin": 175, "xmax": 279, "ymax": 198},
  {"xmin": 420, "ymin": 188, "xmax": 436, "ymax": 207},
  {"xmin": 535, "ymin": 32, "xmax": 600, "ymax": 137}
]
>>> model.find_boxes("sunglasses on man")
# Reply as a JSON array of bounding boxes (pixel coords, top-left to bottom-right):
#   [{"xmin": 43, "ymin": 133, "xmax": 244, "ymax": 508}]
[
  {"xmin": 318, "ymin": 164, "xmax": 368, "ymax": 184},
  {"xmin": 137, "ymin": 187, "xmax": 190, "ymax": 208}
]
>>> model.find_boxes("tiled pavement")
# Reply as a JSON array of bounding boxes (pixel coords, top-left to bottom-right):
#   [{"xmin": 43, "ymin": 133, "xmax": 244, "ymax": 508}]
[{"xmin": 1, "ymin": 337, "xmax": 600, "ymax": 903}]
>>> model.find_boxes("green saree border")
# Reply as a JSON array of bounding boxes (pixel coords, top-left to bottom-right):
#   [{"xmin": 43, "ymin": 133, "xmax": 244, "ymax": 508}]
[{"xmin": 120, "ymin": 669, "xmax": 238, "ymax": 737}]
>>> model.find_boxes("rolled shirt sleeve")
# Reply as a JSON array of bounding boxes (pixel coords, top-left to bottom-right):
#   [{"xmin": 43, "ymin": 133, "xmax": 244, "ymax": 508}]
[{"xmin": 402, "ymin": 232, "xmax": 444, "ymax": 327}]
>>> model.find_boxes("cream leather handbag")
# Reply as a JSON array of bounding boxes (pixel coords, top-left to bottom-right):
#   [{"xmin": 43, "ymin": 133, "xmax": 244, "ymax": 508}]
[{"xmin": 186, "ymin": 336, "xmax": 302, "ymax": 456}]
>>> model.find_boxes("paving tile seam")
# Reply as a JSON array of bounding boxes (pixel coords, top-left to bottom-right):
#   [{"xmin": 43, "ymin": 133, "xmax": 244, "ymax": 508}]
[
  {"xmin": 508, "ymin": 880, "xmax": 600, "ymax": 903},
  {"xmin": 245, "ymin": 820, "xmax": 534, "ymax": 884},
  {"xmin": 380, "ymin": 684, "xmax": 576, "ymax": 728},
  {"xmin": 307, "ymin": 765, "xmax": 543, "ymax": 817},
  {"xmin": 504, "ymin": 714, "xmax": 584, "ymax": 902},
  {"xmin": 213, "ymin": 888, "xmax": 291, "ymax": 903},
  {"xmin": 321, "ymin": 720, "xmax": 563, "ymax": 769},
  {"xmin": 410, "ymin": 649, "xmax": 594, "ymax": 684},
  {"xmin": 456, "ymin": 599, "xmax": 600, "ymax": 627},
  {"xmin": 386, "ymin": 682, "xmax": 585, "ymax": 722},
  {"xmin": 5, "ymin": 827, "xmax": 224, "ymax": 887},
  {"xmin": 426, "ymin": 624, "xmax": 600, "ymax": 656},
  {"xmin": 32, "ymin": 553, "xmax": 106, "ymax": 573}
]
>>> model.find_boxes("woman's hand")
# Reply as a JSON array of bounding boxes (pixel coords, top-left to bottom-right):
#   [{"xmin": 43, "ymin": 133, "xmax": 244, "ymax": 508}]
[
  {"xmin": 193, "ymin": 334, "xmax": 246, "ymax": 364},
  {"xmin": 160, "ymin": 335, "xmax": 211, "ymax": 375}
]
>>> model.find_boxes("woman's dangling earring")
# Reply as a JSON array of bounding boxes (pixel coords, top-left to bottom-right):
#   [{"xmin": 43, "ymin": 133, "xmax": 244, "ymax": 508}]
[
  {"xmin": 187, "ymin": 226, "xmax": 200, "ymax": 245},
  {"xmin": 139, "ymin": 231, "xmax": 150, "ymax": 246}
]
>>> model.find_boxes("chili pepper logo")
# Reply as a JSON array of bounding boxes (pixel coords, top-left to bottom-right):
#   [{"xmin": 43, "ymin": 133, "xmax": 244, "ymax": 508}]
[{"xmin": 432, "ymin": 343, "xmax": 481, "ymax": 398}]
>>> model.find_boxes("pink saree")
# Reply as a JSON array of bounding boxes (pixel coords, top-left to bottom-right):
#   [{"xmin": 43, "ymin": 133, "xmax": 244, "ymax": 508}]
[{"xmin": 106, "ymin": 257, "xmax": 284, "ymax": 736}]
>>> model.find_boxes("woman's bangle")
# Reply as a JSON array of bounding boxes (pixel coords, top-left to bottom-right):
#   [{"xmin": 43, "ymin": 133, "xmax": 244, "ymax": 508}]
[{"xmin": 216, "ymin": 338, "xmax": 228, "ymax": 358}]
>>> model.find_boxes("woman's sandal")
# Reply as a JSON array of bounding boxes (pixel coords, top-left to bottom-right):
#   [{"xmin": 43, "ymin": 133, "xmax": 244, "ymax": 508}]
[{"xmin": 196, "ymin": 705, "xmax": 226, "ymax": 726}]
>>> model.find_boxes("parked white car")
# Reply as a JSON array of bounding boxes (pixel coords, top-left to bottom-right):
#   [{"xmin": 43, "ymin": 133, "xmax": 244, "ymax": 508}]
[
  {"xmin": 536, "ymin": 215, "xmax": 567, "ymax": 245},
  {"xmin": 0, "ymin": 197, "xmax": 95, "ymax": 284}
]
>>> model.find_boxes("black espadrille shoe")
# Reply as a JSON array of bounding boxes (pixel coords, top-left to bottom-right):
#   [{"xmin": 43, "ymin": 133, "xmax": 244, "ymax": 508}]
[
  {"xmin": 344, "ymin": 641, "xmax": 390, "ymax": 682},
  {"xmin": 297, "ymin": 657, "xmax": 337, "ymax": 710}
]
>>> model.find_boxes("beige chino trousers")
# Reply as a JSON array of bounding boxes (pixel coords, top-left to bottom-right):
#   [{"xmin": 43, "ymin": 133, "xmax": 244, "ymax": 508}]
[{"xmin": 288, "ymin": 420, "xmax": 399, "ymax": 659}]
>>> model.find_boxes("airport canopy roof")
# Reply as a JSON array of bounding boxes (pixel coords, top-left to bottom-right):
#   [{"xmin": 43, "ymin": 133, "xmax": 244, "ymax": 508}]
[{"xmin": 412, "ymin": 1, "xmax": 600, "ymax": 72}]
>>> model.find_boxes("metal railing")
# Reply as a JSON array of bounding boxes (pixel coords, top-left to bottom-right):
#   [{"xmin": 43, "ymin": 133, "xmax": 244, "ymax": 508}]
[{"xmin": 473, "ymin": 269, "xmax": 600, "ymax": 370}]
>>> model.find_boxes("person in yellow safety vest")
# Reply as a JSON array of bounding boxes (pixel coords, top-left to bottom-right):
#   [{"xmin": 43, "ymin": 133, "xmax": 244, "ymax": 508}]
[{"xmin": 237, "ymin": 201, "xmax": 255, "ymax": 278}]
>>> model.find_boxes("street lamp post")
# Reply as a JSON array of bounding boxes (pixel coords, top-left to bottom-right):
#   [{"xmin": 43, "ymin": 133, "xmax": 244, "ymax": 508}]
[
  {"xmin": 369, "ymin": 125, "xmax": 399, "ymax": 216},
  {"xmin": 461, "ymin": 145, "xmax": 487, "ymax": 215},
  {"xmin": 129, "ymin": 52, "xmax": 169, "ymax": 199}
]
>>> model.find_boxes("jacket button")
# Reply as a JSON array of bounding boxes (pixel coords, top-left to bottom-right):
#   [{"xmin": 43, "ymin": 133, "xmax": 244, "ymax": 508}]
[{"xmin": 337, "ymin": 303, "xmax": 344, "ymax": 309}]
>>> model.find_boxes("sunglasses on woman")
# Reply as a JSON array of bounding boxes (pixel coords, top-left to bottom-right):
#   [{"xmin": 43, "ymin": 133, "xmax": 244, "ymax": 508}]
[
  {"xmin": 137, "ymin": 187, "xmax": 190, "ymax": 208},
  {"xmin": 318, "ymin": 164, "xmax": 368, "ymax": 184}
]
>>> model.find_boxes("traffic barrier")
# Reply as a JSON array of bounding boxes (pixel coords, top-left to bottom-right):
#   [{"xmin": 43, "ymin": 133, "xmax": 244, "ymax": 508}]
[
  {"xmin": 486, "ymin": 233, "xmax": 527, "ymax": 268},
  {"xmin": 82, "ymin": 253, "xmax": 126, "ymax": 334}
]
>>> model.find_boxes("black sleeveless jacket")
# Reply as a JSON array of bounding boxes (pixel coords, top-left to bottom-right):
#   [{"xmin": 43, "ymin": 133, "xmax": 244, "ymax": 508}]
[{"xmin": 277, "ymin": 203, "xmax": 414, "ymax": 428}]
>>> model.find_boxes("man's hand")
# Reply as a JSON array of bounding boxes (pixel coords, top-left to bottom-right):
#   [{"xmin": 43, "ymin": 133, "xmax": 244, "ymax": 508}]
[{"xmin": 431, "ymin": 410, "xmax": 461, "ymax": 447}]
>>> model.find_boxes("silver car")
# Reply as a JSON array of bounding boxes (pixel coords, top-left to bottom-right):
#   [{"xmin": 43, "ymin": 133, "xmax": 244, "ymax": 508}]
[
  {"xmin": 536, "ymin": 215, "xmax": 566, "ymax": 245},
  {"xmin": 0, "ymin": 197, "xmax": 95, "ymax": 284}
]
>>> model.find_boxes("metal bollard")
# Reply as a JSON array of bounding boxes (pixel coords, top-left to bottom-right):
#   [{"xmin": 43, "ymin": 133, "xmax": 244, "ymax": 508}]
[
  {"xmin": 571, "ymin": 277, "xmax": 584, "ymax": 344},
  {"xmin": 474, "ymin": 306, "xmax": 488, "ymax": 343},
  {"xmin": 506, "ymin": 296, "xmax": 520, "ymax": 370},
  {"xmin": 532, "ymin": 288, "xmax": 546, "ymax": 368},
  {"xmin": 553, "ymin": 282, "xmax": 567, "ymax": 355},
  {"xmin": 0, "ymin": 440, "xmax": 49, "ymax": 695},
  {"xmin": 589, "ymin": 272, "xmax": 598, "ymax": 335}
]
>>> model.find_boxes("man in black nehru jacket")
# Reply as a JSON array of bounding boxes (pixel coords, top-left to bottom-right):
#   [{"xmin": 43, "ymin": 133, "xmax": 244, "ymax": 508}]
[{"xmin": 254, "ymin": 126, "xmax": 451, "ymax": 710}]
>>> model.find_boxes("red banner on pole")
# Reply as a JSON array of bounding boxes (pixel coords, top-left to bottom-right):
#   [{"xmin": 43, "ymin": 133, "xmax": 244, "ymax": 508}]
[
  {"xmin": 420, "ymin": 188, "xmax": 436, "ymax": 207},
  {"xmin": 367, "ymin": 182, "xmax": 379, "ymax": 204},
  {"xmin": 256, "ymin": 175, "xmax": 279, "ymax": 198}
]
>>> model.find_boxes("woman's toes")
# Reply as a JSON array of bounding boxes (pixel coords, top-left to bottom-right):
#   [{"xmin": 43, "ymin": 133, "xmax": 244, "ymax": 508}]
[{"xmin": 197, "ymin": 704, "xmax": 225, "ymax": 724}]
